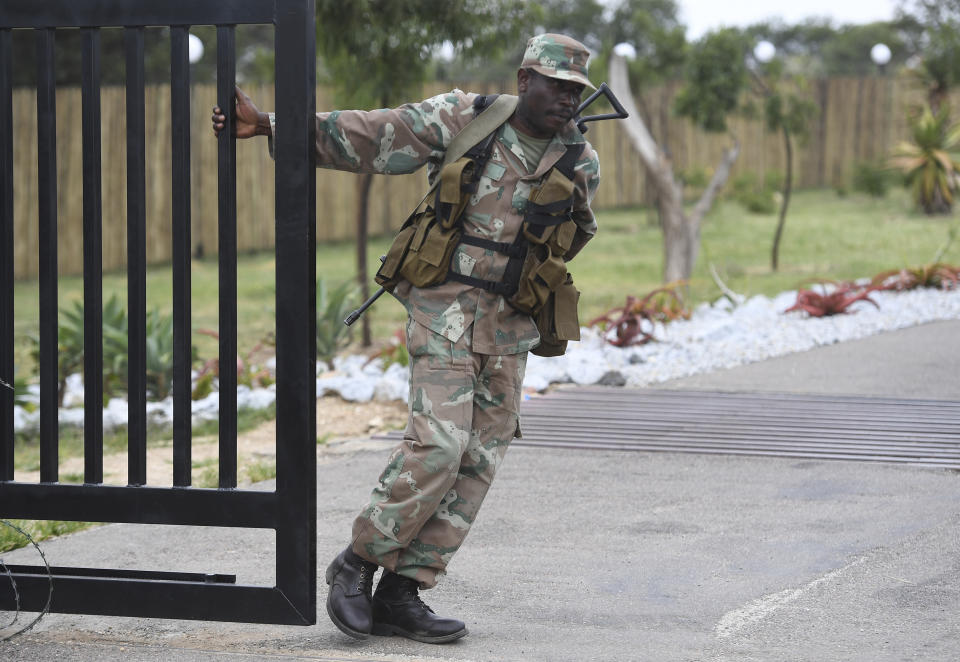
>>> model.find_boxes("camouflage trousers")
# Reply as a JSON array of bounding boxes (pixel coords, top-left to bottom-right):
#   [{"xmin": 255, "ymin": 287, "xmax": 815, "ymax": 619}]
[{"xmin": 351, "ymin": 317, "xmax": 527, "ymax": 589}]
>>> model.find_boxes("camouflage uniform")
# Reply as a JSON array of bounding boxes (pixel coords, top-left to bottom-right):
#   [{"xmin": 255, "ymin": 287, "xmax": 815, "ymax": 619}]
[{"xmin": 277, "ymin": 34, "xmax": 601, "ymax": 588}]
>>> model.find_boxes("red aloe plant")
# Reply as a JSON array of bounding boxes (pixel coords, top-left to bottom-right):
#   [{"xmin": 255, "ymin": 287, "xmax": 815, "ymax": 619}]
[
  {"xmin": 589, "ymin": 285, "xmax": 690, "ymax": 347},
  {"xmin": 870, "ymin": 263, "xmax": 960, "ymax": 292},
  {"xmin": 784, "ymin": 280, "xmax": 880, "ymax": 317}
]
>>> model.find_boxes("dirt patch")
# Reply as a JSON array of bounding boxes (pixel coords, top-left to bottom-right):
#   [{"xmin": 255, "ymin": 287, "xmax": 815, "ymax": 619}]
[{"xmin": 17, "ymin": 396, "xmax": 408, "ymax": 487}]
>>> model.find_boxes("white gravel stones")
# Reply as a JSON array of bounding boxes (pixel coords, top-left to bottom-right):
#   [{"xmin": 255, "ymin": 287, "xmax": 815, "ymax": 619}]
[{"xmin": 11, "ymin": 286, "xmax": 960, "ymax": 434}]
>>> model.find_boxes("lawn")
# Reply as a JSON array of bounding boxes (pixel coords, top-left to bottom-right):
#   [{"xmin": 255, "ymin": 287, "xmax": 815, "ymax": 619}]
[{"xmin": 11, "ymin": 187, "xmax": 959, "ymax": 375}]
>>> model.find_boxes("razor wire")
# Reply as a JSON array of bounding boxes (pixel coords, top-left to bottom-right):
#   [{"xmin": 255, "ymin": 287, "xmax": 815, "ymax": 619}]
[{"xmin": 0, "ymin": 520, "xmax": 53, "ymax": 641}]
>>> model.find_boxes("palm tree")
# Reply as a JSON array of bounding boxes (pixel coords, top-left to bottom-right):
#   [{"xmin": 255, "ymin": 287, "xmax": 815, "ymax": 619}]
[{"xmin": 890, "ymin": 104, "xmax": 960, "ymax": 215}]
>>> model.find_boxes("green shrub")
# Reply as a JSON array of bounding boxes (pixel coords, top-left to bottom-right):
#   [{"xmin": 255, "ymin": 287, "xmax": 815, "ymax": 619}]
[
  {"xmin": 852, "ymin": 161, "xmax": 891, "ymax": 198},
  {"xmin": 316, "ymin": 278, "xmax": 359, "ymax": 364},
  {"xmin": 890, "ymin": 104, "xmax": 960, "ymax": 214},
  {"xmin": 101, "ymin": 296, "xmax": 176, "ymax": 400},
  {"xmin": 246, "ymin": 459, "xmax": 277, "ymax": 483},
  {"xmin": 27, "ymin": 299, "xmax": 86, "ymax": 406},
  {"xmin": 729, "ymin": 171, "xmax": 779, "ymax": 214}
]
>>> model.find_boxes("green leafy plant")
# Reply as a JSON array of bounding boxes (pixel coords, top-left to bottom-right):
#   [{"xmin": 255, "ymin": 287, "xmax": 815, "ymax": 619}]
[
  {"xmin": 784, "ymin": 281, "xmax": 879, "ymax": 317},
  {"xmin": 9, "ymin": 372, "xmax": 34, "ymax": 410},
  {"xmin": 889, "ymin": 104, "xmax": 960, "ymax": 214},
  {"xmin": 101, "ymin": 298, "xmax": 176, "ymax": 400},
  {"xmin": 588, "ymin": 284, "xmax": 690, "ymax": 347},
  {"xmin": 316, "ymin": 278, "xmax": 359, "ymax": 365},
  {"xmin": 27, "ymin": 299, "xmax": 86, "ymax": 407}
]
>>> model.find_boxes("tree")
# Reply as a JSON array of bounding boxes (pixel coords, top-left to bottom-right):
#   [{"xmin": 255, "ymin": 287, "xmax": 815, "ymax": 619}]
[
  {"xmin": 898, "ymin": 0, "xmax": 960, "ymax": 113},
  {"xmin": 611, "ymin": 39, "xmax": 741, "ymax": 286},
  {"xmin": 747, "ymin": 57, "xmax": 817, "ymax": 271},
  {"xmin": 314, "ymin": 0, "xmax": 534, "ymax": 346}
]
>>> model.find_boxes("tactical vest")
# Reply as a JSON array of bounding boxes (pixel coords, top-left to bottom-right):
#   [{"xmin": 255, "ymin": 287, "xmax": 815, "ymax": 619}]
[{"xmin": 375, "ymin": 94, "xmax": 584, "ymax": 356}]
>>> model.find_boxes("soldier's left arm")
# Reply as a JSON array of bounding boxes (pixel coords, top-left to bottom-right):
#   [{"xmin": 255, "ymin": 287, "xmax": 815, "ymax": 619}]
[{"xmin": 564, "ymin": 142, "xmax": 601, "ymax": 262}]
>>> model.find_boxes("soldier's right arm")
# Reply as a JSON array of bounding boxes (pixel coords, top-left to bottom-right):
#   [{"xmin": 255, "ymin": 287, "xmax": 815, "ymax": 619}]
[{"xmin": 211, "ymin": 86, "xmax": 271, "ymax": 139}]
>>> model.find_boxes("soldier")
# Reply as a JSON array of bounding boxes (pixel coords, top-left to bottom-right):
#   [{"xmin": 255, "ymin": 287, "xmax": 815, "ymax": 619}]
[{"xmin": 213, "ymin": 33, "xmax": 600, "ymax": 644}]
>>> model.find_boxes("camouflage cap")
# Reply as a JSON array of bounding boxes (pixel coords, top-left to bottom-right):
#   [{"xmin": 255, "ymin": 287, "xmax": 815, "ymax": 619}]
[{"xmin": 520, "ymin": 33, "xmax": 595, "ymax": 90}]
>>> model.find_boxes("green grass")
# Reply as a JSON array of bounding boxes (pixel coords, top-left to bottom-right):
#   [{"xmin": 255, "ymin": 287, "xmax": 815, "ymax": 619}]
[
  {"xmin": 245, "ymin": 458, "xmax": 277, "ymax": 483},
  {"xmin": 577, "ymin": 188, "xmax": 959, "ymax": 318},
  {"xmin": 11, "ymin": 188, "xmax": 959, "ymax": 375},
  {"xmin": 0, "ymin": 518, "xmax": 99, "ymax": 554}
]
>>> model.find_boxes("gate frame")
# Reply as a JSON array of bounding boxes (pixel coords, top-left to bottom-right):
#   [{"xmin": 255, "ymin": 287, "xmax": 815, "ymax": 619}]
[{"xmin": 0, "ymin": 0, "xmax": 318, "ymax": 625}]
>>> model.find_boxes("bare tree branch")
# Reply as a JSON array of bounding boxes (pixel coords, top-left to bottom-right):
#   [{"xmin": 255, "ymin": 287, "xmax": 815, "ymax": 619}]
[{"xmin": 691, "ymin": 139, "xmax": 740, "ymax": 223}]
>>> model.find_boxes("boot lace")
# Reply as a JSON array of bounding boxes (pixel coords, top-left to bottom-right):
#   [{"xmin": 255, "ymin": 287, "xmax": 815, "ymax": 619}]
[
  {"xmin": 357, "ymin": 562, "xmax": 376, "ymax": 595},
  {"xmin": 402, "ymin": 585, "xmax": 435, "ymax": 614}
]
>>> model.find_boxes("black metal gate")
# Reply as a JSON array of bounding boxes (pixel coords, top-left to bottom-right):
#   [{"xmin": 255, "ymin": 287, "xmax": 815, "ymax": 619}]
[{"xmin": 0, "ymin": 0, "xmax": 318, "ymax": 624}]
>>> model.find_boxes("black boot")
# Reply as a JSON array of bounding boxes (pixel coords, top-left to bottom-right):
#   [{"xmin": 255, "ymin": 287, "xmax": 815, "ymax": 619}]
[
  {"xmin": 325, "ymin": 546, "xmax": 378, "ymax": 639},
  {"xmin": 371, "ymin": 572, "xmax": 468, "ymax": 644}
]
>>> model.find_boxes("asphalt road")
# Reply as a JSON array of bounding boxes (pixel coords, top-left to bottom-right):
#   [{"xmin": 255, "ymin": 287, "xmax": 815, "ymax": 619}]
[{"xmin": 2, "ymin": 320, "xmax": 959, "ymax": 661}]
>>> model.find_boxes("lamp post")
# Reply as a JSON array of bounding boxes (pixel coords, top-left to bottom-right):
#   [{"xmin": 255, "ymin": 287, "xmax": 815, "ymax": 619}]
[
  {"xmin": 188, "ymin": 34, "xmax": 204, "ymax": 64},
  {"xmin": 870, "ymin": 42, "xmax": 891, "ymax": 75},
  {"xmin": 753, "ymin": 40, "xmax": 776, "ymax": 65}
]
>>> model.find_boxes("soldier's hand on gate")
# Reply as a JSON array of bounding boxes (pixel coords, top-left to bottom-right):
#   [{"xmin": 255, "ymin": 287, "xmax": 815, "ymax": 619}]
[{"xmin": 212, "ymin": 85, "xmax": 271, "ymax": 139}]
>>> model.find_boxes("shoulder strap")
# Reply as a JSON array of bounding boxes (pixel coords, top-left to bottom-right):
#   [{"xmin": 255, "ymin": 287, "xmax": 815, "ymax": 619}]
[
  {"xmin": 441, "ymin": 94, "xmax": 517, "ymax": 169},
  {"xmin": 407, "ymin": 93, "xmax": 517, "ymax": 214}
]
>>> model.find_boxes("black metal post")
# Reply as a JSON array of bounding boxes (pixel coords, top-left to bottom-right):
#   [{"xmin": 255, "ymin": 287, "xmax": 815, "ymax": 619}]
[
  {"xmin": 36, "ymin": 28, "xmax": 59, "ymax": 483},
  {"xmin": 171, "ymin": 25, "xmax": 192, "ymax": 487},
  {"xmin": 81, "ymin": 27, "xmax": 104, "ymax": 485},
  {"xmin": 274, "ymin": 0, "xmax": 318, "ymax": 624},
  {"xmin": 125, "ymin": 26, "xmax": 147, "ymax": 486},
  {"xmin": 216, "ymin": 25, "xmax": 238, "ymax": 489},
  {"xmin": 0, "ymin": 28, "xmax": 13, "ymax": 481}
]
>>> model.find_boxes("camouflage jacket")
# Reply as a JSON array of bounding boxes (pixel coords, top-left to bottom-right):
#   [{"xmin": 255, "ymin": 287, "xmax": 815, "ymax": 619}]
[{"xmin": 272, "ymin": 89, "xmax": 600, "ymax": 355}]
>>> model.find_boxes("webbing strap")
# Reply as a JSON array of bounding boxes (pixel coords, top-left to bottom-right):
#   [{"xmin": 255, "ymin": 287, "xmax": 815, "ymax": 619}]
[
  {"xmin": 526, "ymin": 198, "xmax": 574, "ymax": 216},
  {"xmin": 447, "ymin": 271, "xmax": 517, "ymax": 296},
  {"xmin": 525, "ymin": 212, "xmax": 573, "ymax": 227},
  {"xmin": 459, "ymin": 234, "xmax": 526, "ymax": 258}
]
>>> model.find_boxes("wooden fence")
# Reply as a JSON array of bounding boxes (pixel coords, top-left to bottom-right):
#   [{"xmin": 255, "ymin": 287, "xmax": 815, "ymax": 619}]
[{"xmin": 8, "ymin": 77, "xmax": 946, "ymax": 279}]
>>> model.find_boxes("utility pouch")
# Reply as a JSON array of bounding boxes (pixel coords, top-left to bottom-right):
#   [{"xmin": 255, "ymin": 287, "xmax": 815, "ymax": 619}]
[
  {"xmin": 436, "ymin": 157, "xmax": 475, "ymax": 230},
  {"xmin": 375, "ymin": 221, "xmax": 417, "ymax": 292},
  {"xmin": 547, "ymin": 220, "xmax": 577, "ymax": 255},
  {"xmin": 397, "ymin": 207, "xmax": 461, "ymax": 288},
  {"xmin": 508, "ymin": 247, "xmax": 546, "ymax": 314},
  {"xmin": 508, "ymin": 246, "xmax": 567, "ymax": 315},
  {"xmin": 531, "ymin": 274, "xmax": 581, "ymax": 357}
]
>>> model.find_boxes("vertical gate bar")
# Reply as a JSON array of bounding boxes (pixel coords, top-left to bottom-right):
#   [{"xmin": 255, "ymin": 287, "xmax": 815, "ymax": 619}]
[
  {"xmin": 274, "ymin": 0, "xmax": 317, "ymax": 621},
  {"xmin": 36, "ymin": 28, "xmax": 59, "ymax": 483},
  {"xmin": 170, "ymin": 26, "xmax": 192, "ymax": 487},
  {"xmin": 216, "ymin": 25, "xmax": 237, "ymax": 489},
  {"xmin": 125, "ymin": 27, "xmax": 147, "ymax": 486},
  {"xmin": 0, "ymin": 29, "xmax": 13, "ymax": 481},
  {"xmin": 81, "ymin": 28, "xmax": 104, "ymax": 484}
]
